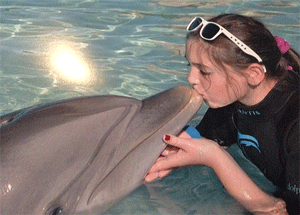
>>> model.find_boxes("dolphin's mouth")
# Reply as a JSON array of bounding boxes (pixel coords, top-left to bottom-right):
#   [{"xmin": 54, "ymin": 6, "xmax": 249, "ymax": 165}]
[
  {"xmin": 71, "ymin": 86, "xmax": 202, "ymax": 214},
  {"xmin": 81, "ymin": 86, "xmax": 202, "ymax": 213}
]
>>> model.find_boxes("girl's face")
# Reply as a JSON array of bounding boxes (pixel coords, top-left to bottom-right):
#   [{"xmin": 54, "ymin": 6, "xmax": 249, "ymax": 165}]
[{"xmin": 186, "ymin": 40, "xmax": 249, "ymax": 108}]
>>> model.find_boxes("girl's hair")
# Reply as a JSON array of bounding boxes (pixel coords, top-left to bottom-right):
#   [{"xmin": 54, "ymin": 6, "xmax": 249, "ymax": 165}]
[{"xmin": 187, "ymin": 14, "xmax": 300, "ymax": 79}]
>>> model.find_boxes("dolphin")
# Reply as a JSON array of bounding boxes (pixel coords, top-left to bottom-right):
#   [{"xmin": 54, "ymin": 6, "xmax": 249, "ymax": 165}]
[{"xmin": 0, "ymin": 85, "xmax": 203, "ymax": 215}]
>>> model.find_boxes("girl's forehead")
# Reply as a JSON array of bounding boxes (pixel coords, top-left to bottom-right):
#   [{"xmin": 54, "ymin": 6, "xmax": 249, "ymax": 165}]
[
  {"xmin": 185, "ymin": 39, "xmax": 234, "ymax": 74},
  {"xmin": 186, "ymin": 40, "xmax": 210, "ymax": 65}
]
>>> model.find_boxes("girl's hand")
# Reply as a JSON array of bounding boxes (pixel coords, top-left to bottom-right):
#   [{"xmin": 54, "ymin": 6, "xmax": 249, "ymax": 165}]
[
  {"xmin": 145, "ymin": 134, "xmax": 221, "ymax": 182},
  {"xmin": 145, "ymin": 135, "xmax": 288, "ymax": 215}
]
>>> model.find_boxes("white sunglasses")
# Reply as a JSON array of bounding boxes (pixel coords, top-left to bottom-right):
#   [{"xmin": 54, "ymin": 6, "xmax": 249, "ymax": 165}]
[{"xmin": 187, "ymin": 17, "xmax": 267, "ymax": 73}]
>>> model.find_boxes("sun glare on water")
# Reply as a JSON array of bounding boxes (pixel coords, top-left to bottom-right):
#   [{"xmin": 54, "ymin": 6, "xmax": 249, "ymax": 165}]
[
  {"xmin": 50, "ymin": 44, "xmax": 95, "ymax": 85},
  {"xmin": 55, "ymin": 53, "xmax": 87, "ymax": 80}
]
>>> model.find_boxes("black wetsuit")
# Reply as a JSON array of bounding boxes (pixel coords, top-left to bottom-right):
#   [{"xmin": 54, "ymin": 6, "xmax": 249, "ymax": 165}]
[{"xmin": 196, "ymin": 71, "xmax": 299, "ymax": 214}]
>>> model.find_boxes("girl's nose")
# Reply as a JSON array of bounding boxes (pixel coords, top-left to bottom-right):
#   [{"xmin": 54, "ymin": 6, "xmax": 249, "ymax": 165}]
[{"xmin": 188, "ymin": 69, "xmax": 200, "ymax": 86}]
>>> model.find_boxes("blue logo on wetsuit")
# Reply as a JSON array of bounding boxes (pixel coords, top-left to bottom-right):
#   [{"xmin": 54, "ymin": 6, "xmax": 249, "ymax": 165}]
[{"xmin": 238, "ymin": 132, "xmax": 261, "ymax": 153}]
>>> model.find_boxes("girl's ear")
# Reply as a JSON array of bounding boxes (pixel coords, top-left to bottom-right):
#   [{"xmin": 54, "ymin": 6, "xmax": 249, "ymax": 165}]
[{"xmin": 244, "ymin": 63, "xmax": 266, "ymax": 86}]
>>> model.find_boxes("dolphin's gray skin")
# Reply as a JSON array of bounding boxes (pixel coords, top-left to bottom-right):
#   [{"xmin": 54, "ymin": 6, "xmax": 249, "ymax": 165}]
[{"xmin": 0, "ymin": 85, "xmax": 203, "ymax": 215}]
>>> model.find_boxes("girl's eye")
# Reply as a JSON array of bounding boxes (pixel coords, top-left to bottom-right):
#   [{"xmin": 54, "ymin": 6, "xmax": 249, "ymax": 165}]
[{"xmin": 199, "ymin": 70, "xmax": 208, "ymax": 76}]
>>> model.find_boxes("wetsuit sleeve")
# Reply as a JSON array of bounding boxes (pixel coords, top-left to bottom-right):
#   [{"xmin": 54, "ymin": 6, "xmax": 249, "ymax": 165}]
[
  {"xmin": 196, "ymin": 104, "xmax": 237, "ymax": 146},
  {"xmin": 277, "ymin": 120, "xmax": 300, "ymax": 215}
]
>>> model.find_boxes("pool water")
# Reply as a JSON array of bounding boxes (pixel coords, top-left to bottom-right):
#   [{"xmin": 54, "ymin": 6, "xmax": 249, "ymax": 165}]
[{"xmin": 1, "ymin": 0, "xmax": 299, "ymax": 214}]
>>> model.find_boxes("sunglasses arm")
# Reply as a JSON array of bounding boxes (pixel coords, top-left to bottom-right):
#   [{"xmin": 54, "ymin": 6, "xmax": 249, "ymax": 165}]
[{"xmin": 221, "ymin": 29, "xmax": 267, "ymax": 73}]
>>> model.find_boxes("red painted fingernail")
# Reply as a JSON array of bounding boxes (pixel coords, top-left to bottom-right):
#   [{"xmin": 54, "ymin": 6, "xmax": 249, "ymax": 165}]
[{"xmin": 165, "ymin": 135, "xmax": 171, "ymax": 141}]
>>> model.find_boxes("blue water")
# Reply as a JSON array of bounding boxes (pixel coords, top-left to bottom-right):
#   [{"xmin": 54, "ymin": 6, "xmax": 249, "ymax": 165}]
[{"xmin": 1, "ymin": 0, "xmax": 299, "ymax": 214}]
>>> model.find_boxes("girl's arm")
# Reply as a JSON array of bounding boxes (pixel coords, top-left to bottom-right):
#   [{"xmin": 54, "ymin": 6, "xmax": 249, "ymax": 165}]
[
  {"xmin": 211, "ymin": 142, "xmax": 287, "ymax": 214},
  {"xmin": 145, "ymin": 134, "xmax": 287, "ymax": 215}
]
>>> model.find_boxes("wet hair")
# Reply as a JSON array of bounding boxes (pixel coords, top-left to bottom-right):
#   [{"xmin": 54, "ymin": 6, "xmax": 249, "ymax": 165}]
[{"xmin": 186, "ymin": 13, "xmax": 300, "ymax": 79}]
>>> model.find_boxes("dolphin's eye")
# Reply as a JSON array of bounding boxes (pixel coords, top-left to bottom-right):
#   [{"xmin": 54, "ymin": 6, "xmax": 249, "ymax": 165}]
[
  {"xmin": 51, "ymin": 207, "xmax": 63, "ymax": 215},
  {"xmin": 46, "ymin": 206, "xmax": 63, "ymax": 215}
]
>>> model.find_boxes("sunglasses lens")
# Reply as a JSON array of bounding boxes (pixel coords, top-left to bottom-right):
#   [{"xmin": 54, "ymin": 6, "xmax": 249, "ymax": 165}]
[
  {"xmin": 201, "ymin": 23, "xmax": 220, "ymax": 39},
  {"xmin": 188, "ymin": 17, "xmax": 202, "ymax": 31}
]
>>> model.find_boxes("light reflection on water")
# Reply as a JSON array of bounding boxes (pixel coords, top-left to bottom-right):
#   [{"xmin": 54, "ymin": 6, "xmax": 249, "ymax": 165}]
[
  {"xmin": 0, "ymin": 0, "xmax": 299, "ymax": 214},
  {"xmin": 1, "ymin": 0, "xmax": 299, "ymax": 114},
  {"xmin": 49, "ymin": 42, "xmax": 96, "ymax": 85}
]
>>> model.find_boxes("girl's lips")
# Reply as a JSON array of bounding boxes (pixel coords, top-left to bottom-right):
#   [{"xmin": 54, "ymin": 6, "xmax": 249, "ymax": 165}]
[
  {"xmin": 198, "ymin": 93, "xmax": 205, "ymax": 99},
  {"xmin": 192, "ymin": 87, "xmax": 205, "ymax": 97},
  {"xmin": 194, "ymin": 89, "xmax": 204, "ymax": 98}
]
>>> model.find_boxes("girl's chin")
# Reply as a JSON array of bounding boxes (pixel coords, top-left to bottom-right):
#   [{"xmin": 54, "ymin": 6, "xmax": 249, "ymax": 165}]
[
  {"xmin": 204, "ymin": 100, "xmax": 214, "ymax": 108},
  {"xmin": 204, "ymin": 100, "xmax": 224, "ymax": 109}
]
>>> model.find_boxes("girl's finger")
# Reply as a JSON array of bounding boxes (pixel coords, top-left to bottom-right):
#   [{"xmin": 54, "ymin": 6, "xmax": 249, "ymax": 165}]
[
  {"xmin": 144, "ymin": 169, "xmax": 173, "ymax": 182},
  {"xmin": 163, "ymin": 134, "xmax": 187, "ymax": 150},
  {"xmin": 161, "ymin": 145, "xmax": 179, "ymax": 156}
]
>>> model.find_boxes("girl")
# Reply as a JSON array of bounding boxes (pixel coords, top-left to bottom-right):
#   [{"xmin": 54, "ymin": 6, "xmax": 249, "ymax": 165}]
[{"xmin": 145, "ymin": 14, "xmax": 299, "ymax": 215}]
